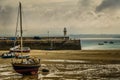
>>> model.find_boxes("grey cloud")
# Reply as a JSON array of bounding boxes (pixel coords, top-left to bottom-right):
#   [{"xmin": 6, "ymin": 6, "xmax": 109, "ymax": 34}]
[
  {"xmin": 0, "ymin": 0, "xmax": 15, "ymax": 27},
  {"xmin": 0, "ymin": 0, "xmax": 120, "ymax": 36},
  {"xmin": 0, "ymin": 5, "xmax": 14, "ymax": 26},
  {"xmin": 96, "ymin": 0, "xmax": 120, "ymax": 12}
]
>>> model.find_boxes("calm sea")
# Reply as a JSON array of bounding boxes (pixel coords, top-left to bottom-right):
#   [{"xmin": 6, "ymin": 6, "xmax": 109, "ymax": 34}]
[{"xmin": 70, "ymin": 34, "xmax": 120, "ymax": 50}]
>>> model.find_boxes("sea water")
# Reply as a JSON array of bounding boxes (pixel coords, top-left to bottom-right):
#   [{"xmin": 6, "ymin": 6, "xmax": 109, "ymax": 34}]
[
  {"xmin": 81, "ymin": 39, "xmax": 120, "ymax": 50},
  {"xmin": 70, "ymin": 34, "xmax": 120, "ymax": 50}
]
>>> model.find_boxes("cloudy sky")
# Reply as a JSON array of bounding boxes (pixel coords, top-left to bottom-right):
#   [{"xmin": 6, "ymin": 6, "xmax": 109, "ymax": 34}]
[{"xmin": 0, "ymin": 0, "xmax": 120, "ymax": 36}]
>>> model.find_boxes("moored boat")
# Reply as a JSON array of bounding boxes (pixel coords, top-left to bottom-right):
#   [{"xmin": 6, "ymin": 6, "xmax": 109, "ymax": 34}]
[
  {"xmin": 98, "ymin": 43, "xmax": 104, "ymax": 45},
  {"xmin": 12, "ymin": 64, "xmax": 40, "ymax": 75},
  {"xmin": 12, "ymin": 2, "xmax": 40, "ymax": 75},
  {"xmin": 12, "ymin": 58, "xmax": 40, "ymax": 75},
  {"xmin": 109, "ymin": 41, "xmax": 114, "ymax": 44},
  {"xmin": 1, "ymin": 51, "xmax": 16, "ymax": 58},
  {"xmin": 10, "ymin": 46, "xmax": 30, "ymax": 53}
]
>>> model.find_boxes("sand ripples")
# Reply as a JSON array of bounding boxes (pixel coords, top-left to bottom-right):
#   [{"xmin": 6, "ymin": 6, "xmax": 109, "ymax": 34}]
[{"xmin": 0, "ymin": 60, "xmax": 120, "ymax": 80}]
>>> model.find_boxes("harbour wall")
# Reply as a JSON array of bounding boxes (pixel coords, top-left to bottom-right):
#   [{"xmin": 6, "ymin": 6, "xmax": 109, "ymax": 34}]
[{"xmin": 0, "ymin": 39, "xmax": 81, "ymax": 50}]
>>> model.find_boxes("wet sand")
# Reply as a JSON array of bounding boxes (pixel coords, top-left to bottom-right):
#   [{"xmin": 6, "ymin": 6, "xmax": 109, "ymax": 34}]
[
  {"xmin": 32, "ymin": 50, "xmax": 120, "ymax": 59},
  {"xmin": 0, "ymin": 50, "xmax": 120, "ymax": 80},
  {"xmin": 0, "ymin": 50, "xmax": 120, "ymax": 64},
  {"xmin": 30, "ymin": 50, "xmax": 120, "ymax": 64},
  {"xmin": 1, "ymin": 50, "xmax": 120, "ymax": 61}
]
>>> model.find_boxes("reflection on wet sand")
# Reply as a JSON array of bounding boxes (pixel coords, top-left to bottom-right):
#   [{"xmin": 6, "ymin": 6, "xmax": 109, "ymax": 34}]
[{"xmin": 19, "ymin": 75, "xmax": 39, "ymax": 80}]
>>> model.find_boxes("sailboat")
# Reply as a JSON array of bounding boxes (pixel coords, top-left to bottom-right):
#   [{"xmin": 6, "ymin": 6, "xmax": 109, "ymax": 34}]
[
  {"xmin": 12, "ymin": 2, "xmax": 40, "ymax": 75},
  {"xmin": 9, "ymin": 9, "xmax": 30, "ymax": 53},
  {"xmin": 10, "ymin": 46, "xmax": 30, "ymax": 53}
]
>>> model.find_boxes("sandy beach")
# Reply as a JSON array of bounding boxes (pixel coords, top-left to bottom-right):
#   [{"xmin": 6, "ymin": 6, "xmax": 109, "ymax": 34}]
[
  {"xmin": 0, "ymin": 50, "xmax": 120, "ymax": 64},
  {"xmin": 28, "ymin": 50, "xmax": 120, "ymax": 64},
  {"xmin": 0, "ymin": 50, "xmax": 120, "ymax": 80},
  {"xmin": 30, "ymin": 50, "xmax": 120, "ymax": 60}
]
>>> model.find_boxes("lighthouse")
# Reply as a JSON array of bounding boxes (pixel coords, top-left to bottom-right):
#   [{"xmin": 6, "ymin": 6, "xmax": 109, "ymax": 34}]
[{"xmin": 63, "ymin": 27, "xmax": 67, "ymax": 39}]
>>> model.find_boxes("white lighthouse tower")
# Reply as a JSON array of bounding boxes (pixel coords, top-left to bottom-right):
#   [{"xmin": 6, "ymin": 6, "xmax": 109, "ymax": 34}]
[{"xmin": 63, "ymin": 27, "xmax": 67, "ymax": 39}]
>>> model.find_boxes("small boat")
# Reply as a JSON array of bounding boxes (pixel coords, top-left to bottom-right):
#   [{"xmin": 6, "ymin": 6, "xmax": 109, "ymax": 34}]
[
  {"xmin": 98, "ymin": 43, "xmax": 104, "ymax": 45},
  {"xmin": 1, "ymin": 51, "xmax": 16, "ymax": 58},
  {"xmin": 12, "ymin": 2, "xmax": 40, "ymax": 75},
  {"xmin": 12, "ymin": 58, "xmax": 40, "ymax": 75},
  {"xmin": 9, "ymin": 11, "xmax": 30, "ymax": 53},
  {"xmin": 12, "ymin": 64, "xmax": 40, "ymax": 75},
  {"xmin": 109, "ymin": 41, "xmax": 114, "ymax": 44},
  {"xmin": 10, "ymin": 46, "xmax": 30, "ymax": 53},
  {"xmin": 104, "ymin": 41, "xmax": 108, "ymax": 43}
]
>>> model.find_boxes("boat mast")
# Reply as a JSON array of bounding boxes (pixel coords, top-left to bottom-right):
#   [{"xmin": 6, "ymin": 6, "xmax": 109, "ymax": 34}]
[
  {"xmin": 19, "ymin": 2, "xmax": 23, "ymax": 56},
  {"xmin": 14, "ymin": 5, "xmax": 20, "ymax": 47}
]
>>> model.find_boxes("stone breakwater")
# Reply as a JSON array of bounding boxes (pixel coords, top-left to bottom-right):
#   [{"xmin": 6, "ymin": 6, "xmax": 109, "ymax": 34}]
[{"xmin": 0, "ymin": 39, "xmax": 81, "ymax": 50}]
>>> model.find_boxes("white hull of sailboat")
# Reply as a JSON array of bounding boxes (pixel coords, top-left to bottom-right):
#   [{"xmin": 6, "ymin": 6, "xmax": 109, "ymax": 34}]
[{"xmin": 10, "ymin": 46, "xmax": 30, "ymax": 52}]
